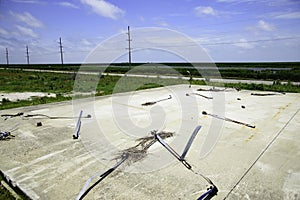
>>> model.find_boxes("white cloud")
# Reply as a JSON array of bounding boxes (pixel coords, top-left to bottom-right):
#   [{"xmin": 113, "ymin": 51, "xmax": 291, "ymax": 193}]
[
  {"xmin": 193, "ymin": 6, "xmax": 240, "ymax": 18},
  {"xmin": 274, "ymin": 11, "xmax": 300, "ymax": 19},
  {"xmin": 246, "ymin": 20, "xmax": 275, "ymax": 33},
  {"xmin": 233, "ymin": 38, "xmax": 255, "ymax": 49},
  {"xmin": 154, "ymin": 18, "xmax": 169, "ymax": 27},
  {"xmin": 218, "ymin": 0, "xmax": 300, "ymax": 6},
  {"xmin": 80, "ymin": 0, "xmax": 125, "ymax": 20},
  {"xmin": 257, "ymin": 20, "xmax": 274, "ymax": 31},
  {"xmin": 267, "ymin": 0, "xmax": 300, "ymax": 6},
  {"xmin": 15, "ymin": 25, "xmax": 38, "ymax": 38},
  {"xmin": 81, "ymin": 38, "xmax": 92, "ymax": 46},
  {"xmin": 0, "ymin": 28, "xmax": 9, "ymax": 35},
  {"xmin": 159, "ymin": 21, "xmax": 169, "ymax": 27},
  {"xmin": 10, "ymin": 11, "xmax": 43, "ymax": 28},
  {"xmin": 195, "ymin": 6, "xmax": 217, "ymax": 16},
  {"xmin": 58, "ymin": 2, "xmax": 79, "ymax": 9}
]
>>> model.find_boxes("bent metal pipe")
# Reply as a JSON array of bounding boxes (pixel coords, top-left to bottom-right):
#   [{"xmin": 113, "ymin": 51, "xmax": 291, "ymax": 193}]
[{"xmin": 202, "ymin": 111, "xmax": 255, "ymax": 129}]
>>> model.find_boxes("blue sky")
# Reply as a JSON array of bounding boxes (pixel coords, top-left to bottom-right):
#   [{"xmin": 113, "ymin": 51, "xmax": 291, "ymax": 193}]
[{"xmin": 0, "ymin": 0, "xmax": 299, "ymax": 64}]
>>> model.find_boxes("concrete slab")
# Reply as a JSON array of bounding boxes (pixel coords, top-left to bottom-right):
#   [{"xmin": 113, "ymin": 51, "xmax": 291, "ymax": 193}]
[{"xmin": 0, "ymin": 85, "xmax": 299, "ymax": 200}]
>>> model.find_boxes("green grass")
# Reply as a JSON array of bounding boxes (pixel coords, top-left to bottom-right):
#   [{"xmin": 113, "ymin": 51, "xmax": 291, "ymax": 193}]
[
  {"xmin": 0, "ymin": 188, "xmax": 15, "ymax": 200},
  {"xmin": 0, "ymin": 69, "xmax": 75, "ymax": 93},
  {"xmin": 0, "ymin": 70, "xmax": 186, "ymax": 110},
  {"xmin": 191, "ymin": 79, "xmax": 300, "ymax": 93},
  {"xmin": 3, "ymin": 62, "xmax": 300, "ymax": 82},
  {"xmin": 0, "ymin": 95, "xmax": 72, "ymax": 110},
  {"xmin": 0, "ymin": 173, "xmax": 30, "ymax": 200},
  {"xmin": 1, "ymin": 69, "xmax": 299, "ymax": 110},
  {"xmin": 224, "ymin": 82, "xmax": 300, "ymax": 93}
]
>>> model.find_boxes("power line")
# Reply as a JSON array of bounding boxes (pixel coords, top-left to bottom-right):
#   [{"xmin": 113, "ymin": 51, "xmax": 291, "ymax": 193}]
[
  {"xmin": 201, "ymin": 36, "xmax": 300, "ymax": 46},
  {"xmin": 24, "ymin": 35, "xmax": 300, "ymax": 57},
  {"xmin": 131, "ymin": 36, "xmax": 300, "ymax": 48},
  {"xmin": 2, "ymin": 35, "xmax": 299, "ymax": 63}
]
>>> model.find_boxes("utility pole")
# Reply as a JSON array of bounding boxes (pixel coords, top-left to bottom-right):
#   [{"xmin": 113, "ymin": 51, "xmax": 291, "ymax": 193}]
[
  {"xmin": 26, "ymin": 45, "xmax": 30, "ymax": 65},
  {"xmin": 59, "ymin": 37, "xmax": 64, "ymax": 65},
  {"xmin": 5, "ymin": 48, "xmax": 9, "ymax": 66},
  {"xmin": 127, "ymin": 26, "xmax": 132, "ymax": 69}
]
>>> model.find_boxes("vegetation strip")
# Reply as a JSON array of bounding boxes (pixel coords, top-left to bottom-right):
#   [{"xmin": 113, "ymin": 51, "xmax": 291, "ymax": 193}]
[
  {"xmin": 1, "ymin": 69, "xmax": 300, "ymax": 110},
  {"xmin": 0, "ymin": 172, "xmax": 30, "ymax": 200}
]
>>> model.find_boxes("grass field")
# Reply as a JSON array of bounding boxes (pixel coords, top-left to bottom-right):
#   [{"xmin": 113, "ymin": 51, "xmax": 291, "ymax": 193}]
[
  {"xmin": 0, "ymin": 69, "xmax": 186, "ymax": 110},
  {"xmin": 2, "ymin": 62, "xmax": 300, "ymax": 81},
  {"xmin": 1, "ymin": 69, "xmax": 300, "ymax": 110}
]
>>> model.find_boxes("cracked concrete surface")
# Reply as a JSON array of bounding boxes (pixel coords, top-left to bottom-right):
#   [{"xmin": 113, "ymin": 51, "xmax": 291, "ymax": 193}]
[{"xmin": 0, "ymin": 85, "xmax": 299, "ymax": 199}]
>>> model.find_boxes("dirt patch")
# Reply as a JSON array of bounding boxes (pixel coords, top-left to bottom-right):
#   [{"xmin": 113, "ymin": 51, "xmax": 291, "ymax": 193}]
[{"xmin": 0, "ymin": 92, "xmax": 56, "ymax": 102}]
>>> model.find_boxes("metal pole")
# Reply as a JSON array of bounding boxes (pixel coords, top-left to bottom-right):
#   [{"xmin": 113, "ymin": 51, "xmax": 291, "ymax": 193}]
[
  {"xmin": 59, "ymin": 37, "xmax": 64, "ymax": 65},
  {"xmin": 26, "ymin": 45, "xmax": 30, "ymax": 65},
  {"xmin": 6, "ymin": 48, "xmax": 9, "ymax": 66},
  {"xmin": 127, "ymin": 26, "xmax": 132, "ymax": 69},
  {"xmin": 73, "ymin": 110, "xmax": 83, "ymax": 139}
]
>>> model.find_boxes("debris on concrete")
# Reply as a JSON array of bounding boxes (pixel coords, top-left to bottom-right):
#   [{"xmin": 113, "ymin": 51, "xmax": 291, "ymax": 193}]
[
  {"xmin": 76, "ymin": 153, "xmax": 128, "ymax": 200},
  {"xmin": 1, "ymin": 112, "xmax": 24, "ymax": 120},
  {"xmin": 0, "ymin": 124, "xmax": 18, "ymax": 140},
  {"xmin": 0, "ymin": 131, "xmax": 14, "ymax": 140},
  {"xmin": 77, "ymin": 130, "xmax": 174, "ymax": 200},
  {"xmin": 36, "ymin": 122, "xmax": 42, "ymax": 127},
  {"xmin": 186, "ymin": 93, "xmax": 213, "ymax": 100},
  {"xmin": 180, "ymin": 126, "xmax": 201, "ymax": 161},
  {"xmin": 197, "ymin": 185, "xmax": 218, "ymax": 200},
  {"xmin": 197, "ymin": 87, "xmax": 226, "ymax": 92},
  {"xmin": 23, "ymin": 113, "xmax": 91, "ymax": 119},
  {"xmin": 154, "ymin": 131, "xmax": 192, "ymax": 169},
  {"xmin": 77, "ymin": 128, "xmax": 219, "ymax": 200},
  {"xmin": 117, "ymin": 131, "xmax": 174, "ymax": 166},
  {"xmin": 73, "ymin": 110, "xmax": 83, "ymax": 139},
  {"xmin": 141, "ymin": 95, "xmax": 172, "ymax": 106},
  {"xmin": 1, "ymin": 112, "xmax": 92, "ymax": 120},
  {"xmin": 153, "ymin": 126, "xmax": 219, "ymax": 200},
  {"xmin": 202, "ymin": 111, "xmax": 255, "ymax": 128},
  {"xmin": 241, "ymin": 105, "xmax": 246, "ymax": 109},
  {"xmin": 251, "ymin": 92, "xmax": 285, "ymax": 96},
  {"xmin": 1, "ymin": 85, "xmax": 299, "ymax": 200}
]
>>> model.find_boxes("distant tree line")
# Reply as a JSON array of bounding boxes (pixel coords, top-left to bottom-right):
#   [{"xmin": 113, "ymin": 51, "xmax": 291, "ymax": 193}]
[{"xmin": 1, "ymin": 62, "xmax": 299, "ymax": 81}]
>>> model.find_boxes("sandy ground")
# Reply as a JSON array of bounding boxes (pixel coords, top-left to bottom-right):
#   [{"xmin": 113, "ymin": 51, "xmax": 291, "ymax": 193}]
[
  {"xmin": 0, "ymin": 92, "xmax": 56, "ymax": 102},
  {"xmin": 0, "ymin": 92, "xmax": 97, "ymax": 103},
  {"xmin": 0, "ymin": 84, "xmax": 299, "ymax": 200}
]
